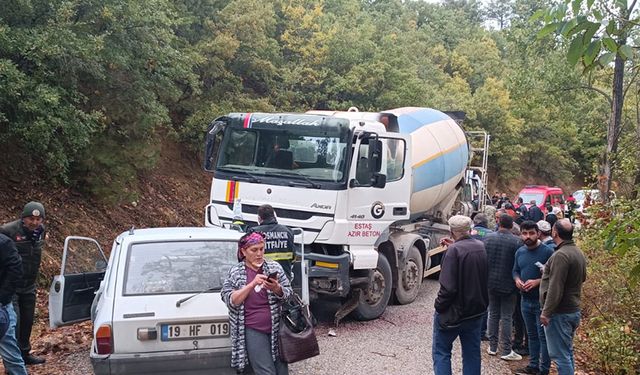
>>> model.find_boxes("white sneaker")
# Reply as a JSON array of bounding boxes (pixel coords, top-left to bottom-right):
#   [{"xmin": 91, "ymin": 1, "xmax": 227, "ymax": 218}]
[
  {"xmin": 500, "ymin": 350, "xmax": 523, "ymax": 361},
  {"xmin": 487, "ymin": 347, "xmax": 497, "ymax": 356}
]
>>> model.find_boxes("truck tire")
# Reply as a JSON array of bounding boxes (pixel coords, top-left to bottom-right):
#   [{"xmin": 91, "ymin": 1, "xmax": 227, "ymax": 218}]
[
  {"xmin": 352, "ymin": 253, "xmax": 392, "ymax": 321},
  {"xmin": 394, "ymin": 246, "xmax": 423, "ymax": 305}
]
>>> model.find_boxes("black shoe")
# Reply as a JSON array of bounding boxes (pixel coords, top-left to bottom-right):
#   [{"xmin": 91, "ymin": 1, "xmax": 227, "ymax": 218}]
[
  {"xmin": 514, "ymin": 366, "xmax": 539, "ymax": 375},
  {"xmin": 23, "ymin": 354, "xmax": 46, "ymax": 365}
]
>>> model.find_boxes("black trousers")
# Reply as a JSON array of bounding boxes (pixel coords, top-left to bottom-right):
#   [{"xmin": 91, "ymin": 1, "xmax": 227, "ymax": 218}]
[
  {"xmin": 12, "ymin": 290, "xmax": 36, "ymax": 356},
  {"xmin": 512, "ymin": 293, "xmax": 527, "ymax": 348}
]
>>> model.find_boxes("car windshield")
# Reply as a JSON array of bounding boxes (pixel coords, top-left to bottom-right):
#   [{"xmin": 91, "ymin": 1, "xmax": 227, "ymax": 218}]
[
  {"xmin": 123, "ymin": 240, "xmax": 238, "ymax": 296},
  {"xmin": 216, "ymin": 127, "xmax": 350, "ymax": 183},
  {"xmin": 573, "ymin": 191, "xmax": 585, "ymax": 200},
  {"xmin": 519, "ymin": 192, "xmax": 544, "ymax": 205}
]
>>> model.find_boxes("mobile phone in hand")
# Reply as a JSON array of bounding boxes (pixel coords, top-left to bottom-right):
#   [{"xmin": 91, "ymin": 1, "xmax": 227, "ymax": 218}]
[{"xmin": 267, "ymin": 271, "xmax": 278, "ymax": 280}]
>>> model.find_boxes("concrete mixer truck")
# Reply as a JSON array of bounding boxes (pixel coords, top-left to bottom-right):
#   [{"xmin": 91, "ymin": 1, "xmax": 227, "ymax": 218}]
[{"xmin": 203, "ymin": 107, "xmax": 489, "ymax": 321}]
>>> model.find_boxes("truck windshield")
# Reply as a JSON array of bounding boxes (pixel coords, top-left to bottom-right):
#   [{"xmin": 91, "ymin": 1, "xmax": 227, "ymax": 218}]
[
  {"xmin": 216, "ymin": 127, "xmax": 350, "ymax": 183},
  {"xmin": 519, "ymin": 192, "xmax": 544, "ymax": 205}
]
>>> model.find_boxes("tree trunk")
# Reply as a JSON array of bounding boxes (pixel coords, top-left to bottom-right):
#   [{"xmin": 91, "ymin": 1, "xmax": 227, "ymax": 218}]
[
  {"xmin": 600, "ymin": 53, "xmax": 625, "ymax": 202},
  {"xmin": 633, "ymin": 82, "xmax": 640, "ymax": 200}
]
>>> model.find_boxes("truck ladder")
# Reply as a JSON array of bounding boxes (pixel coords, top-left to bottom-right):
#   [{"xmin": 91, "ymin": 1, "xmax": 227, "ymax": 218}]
[{"xmin": 465, "ymin": 131, "xmax": 490, "ymax": 212}]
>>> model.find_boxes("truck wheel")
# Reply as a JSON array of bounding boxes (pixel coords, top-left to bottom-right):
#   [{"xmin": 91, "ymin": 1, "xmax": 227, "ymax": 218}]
[
  {"xmin": 394, "ymin": 246, "xmax": 423, "ymax": 305},
  {"xmin": 352, "ymin": 253, "xmax": 392, "ymax": 321}
]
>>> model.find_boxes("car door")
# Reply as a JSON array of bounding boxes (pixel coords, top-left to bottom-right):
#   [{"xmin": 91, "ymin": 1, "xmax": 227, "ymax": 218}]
[{"xmin": 49, "ymin": 236, "xmax": 107, "ymax": 328}]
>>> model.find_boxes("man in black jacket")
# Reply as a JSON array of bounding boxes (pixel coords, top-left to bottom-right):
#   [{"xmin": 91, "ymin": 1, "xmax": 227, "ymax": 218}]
[
  {"xmin": 433, "ymin": 215, "xmax": 488, "ymax": 375},
  {"xmin": 0, "ymin": 201, "xmax": 47, "ymax": 365},
  {"xmin": 484, "ymin": 214, "xmax": 523, "ymax": 361},
  {"xmin": 0, "ymin": 233, "xmax": 29, "ymax": 374},
  {"xmin": 251, "ymin": 205, "xmax": 295, "ymax": 279}
]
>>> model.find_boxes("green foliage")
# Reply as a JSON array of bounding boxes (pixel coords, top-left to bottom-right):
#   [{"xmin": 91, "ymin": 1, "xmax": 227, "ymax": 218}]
[
  {"xmin": 536, "ymin": 0, "xmax": 636, "ymax": 70},
  {"xmin": 578, "ymin": 200, "xmax": 640, "ymax": 373},
  {"xmin": 0, "ymin": 0, "xmax": 619, "ymax": 198}
]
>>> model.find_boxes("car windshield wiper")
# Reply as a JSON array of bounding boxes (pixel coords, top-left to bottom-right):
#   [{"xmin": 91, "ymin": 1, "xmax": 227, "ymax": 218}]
[
  {"xmin": 219, "ymin": 167, "xmax": 262, "ymax": 183},
  {"xmin": 176, "ymin": 287, "xmax": 217, "ymax": 308},
  {"xmin": 280, "ymin": 171, "xmax": 321, "ymax": 188}
]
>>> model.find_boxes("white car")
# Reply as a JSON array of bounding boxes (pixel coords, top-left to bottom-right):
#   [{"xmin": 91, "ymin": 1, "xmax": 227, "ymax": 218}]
[{"xmin": 48, "ymin": 227, "xmax": 242, "ymax": 375}]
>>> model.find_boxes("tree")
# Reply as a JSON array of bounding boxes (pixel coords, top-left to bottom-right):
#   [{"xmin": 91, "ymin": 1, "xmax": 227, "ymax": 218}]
[{"xmin": 537, "ymin": 0, "xmax": 639, "ymax": 201}]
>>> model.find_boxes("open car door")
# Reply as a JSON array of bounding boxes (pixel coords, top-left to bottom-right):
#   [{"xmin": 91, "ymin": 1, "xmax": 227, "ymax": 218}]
[{"xmin": 49, "ymin": 236, "xmax": 107, "ymax": 328}]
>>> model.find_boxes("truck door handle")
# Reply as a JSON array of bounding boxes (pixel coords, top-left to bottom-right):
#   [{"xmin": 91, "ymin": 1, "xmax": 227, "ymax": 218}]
[{"xmin": 393, "ymin": 207, "xmax": 407, "ymax": 216}]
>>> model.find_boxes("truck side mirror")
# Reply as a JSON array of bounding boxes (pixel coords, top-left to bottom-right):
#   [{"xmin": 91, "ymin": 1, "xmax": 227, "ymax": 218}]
[
  {"xmin": 204, "ymin": 121, "xmax": 225, "ymax": 172},
  {"xmin": 367, "ymin": 139, "xmax": 383, "ymax": 173}
]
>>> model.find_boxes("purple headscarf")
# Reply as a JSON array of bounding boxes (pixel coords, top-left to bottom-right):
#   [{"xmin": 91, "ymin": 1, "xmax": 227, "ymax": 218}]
[{"xmin": 237, "ymin": 231, "xmax": 265, "ymax": 261}]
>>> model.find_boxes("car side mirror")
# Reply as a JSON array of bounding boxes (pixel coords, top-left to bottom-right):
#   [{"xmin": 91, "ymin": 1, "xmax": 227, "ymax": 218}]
[{"xmin": 95, "ymin": 260, "xmax": 107, "ymax": 272}]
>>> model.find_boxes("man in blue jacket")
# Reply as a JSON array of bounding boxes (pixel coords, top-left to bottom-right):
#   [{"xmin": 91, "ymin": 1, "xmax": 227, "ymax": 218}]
[{"xmin": 513, "ymin": 221, "xmax": 554, "ymax": 375}]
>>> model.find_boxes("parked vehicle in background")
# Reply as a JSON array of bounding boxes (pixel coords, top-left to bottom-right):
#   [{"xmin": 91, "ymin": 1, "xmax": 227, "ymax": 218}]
[
  {"xmin": 572, "ymin": 189, "xmax": 617, "ymax": 212},
  {"xmin": 48, "ymin": 227, "xmax": 242, "ymax": 375},
  {"xmin": 517, "ymin": 185, "xmax": 565, "ymax": 210}
]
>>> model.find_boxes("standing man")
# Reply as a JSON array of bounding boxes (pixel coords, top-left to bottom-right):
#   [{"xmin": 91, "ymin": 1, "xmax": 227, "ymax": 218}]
[
  {"xmin": 528, "ymin": 201, "xmax": 544, "ymax": 222},
  {"xmin": 433, "ymin": 215, "xmax": 488, "ymax": 375},
  {"xmin": 515, "ymin": 198, "xmax": 529, "ymax": 224},
  {"xmin": 0, "ymin": 232, "xmax": 29, "ymax": 375},
  {"xmin": 540, "ymin": 219, "xmax": 587, "ymax": 375},
  {"xmin": 470, "ymin": 213, "xmax": 493, "ymax": 341},
  {"xmin": 0, "ymin": 202, "xmax": 47, "ymax": 365},
  {"xmin": 251, "ymin": 204, "xmax": 295, "ymax": 280},
  {"xmin": 471, "ymin": 213, "xmax": 493, "ymax": 241},
  {"xmin": 513, "ymin": 221, "xmax": 554, "ymax": 375},
  {"xmin": 484, "ymin": 214, "xmax": 522, "ymax": 361},
  {"xmin": 537, "ymin": 220, "xmax": 556, "ymax": 250}
]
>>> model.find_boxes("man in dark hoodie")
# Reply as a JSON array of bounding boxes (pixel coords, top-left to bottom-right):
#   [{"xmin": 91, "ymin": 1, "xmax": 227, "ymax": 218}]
[
  {"xmin": 433, "ymin": 215, "xmax": 488, "ymax": 375},
  {"xmin": 251, "ymin": 204, "xmax": 295, "ymax": 280},
  {"xmin": 0, "ymin": 233, "xmax": 28, "ymax": 374}
]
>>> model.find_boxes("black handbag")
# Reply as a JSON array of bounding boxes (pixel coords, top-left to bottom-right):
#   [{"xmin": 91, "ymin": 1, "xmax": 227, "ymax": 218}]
[{"xmin": 278, "ymin": 293, "xmax": 319, "ymax": 363}]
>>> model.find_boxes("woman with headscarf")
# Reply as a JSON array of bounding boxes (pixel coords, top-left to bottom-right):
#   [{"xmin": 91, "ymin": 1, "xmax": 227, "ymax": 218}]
[{"xmin": 221, "ymin": 231, "xmax": 292, "ymax": 375}]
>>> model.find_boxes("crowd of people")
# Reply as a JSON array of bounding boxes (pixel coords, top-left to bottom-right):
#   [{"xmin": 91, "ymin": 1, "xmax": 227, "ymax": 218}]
[
  {"xmin": 433, "ymin": 194, "xmax": 587, "ymax": 375},
  {"xmin": 0, "ymin": 195, "xmax": 587, "ymax": 375}
]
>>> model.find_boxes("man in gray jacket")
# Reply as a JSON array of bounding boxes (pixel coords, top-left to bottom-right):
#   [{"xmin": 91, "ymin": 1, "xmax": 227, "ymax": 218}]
[{"xmin": 540, "ymin": 219, "xmax": 586, "ymax": 375}]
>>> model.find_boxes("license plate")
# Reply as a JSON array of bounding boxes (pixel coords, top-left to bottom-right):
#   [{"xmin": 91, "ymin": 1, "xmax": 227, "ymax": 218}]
[{"xmin": 160, "ymin": 322, "xmax": 230, "ymax": 341}]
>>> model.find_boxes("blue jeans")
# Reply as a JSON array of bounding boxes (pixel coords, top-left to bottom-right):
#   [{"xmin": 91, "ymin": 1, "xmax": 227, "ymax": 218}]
[
  {"xmin": 544, "ymin": 311, "xmax": 581, "ymax": 375},
  {"xmin": 432, "ymin": 312, "xmax": 482, "ymax": 375},
  {"xmin": 521, "ymin": 298, "xmax": 550, "ymax": 372},
  {"xmin": 0, "ymin": 304, "xmax": 28, "ymax": 375}
]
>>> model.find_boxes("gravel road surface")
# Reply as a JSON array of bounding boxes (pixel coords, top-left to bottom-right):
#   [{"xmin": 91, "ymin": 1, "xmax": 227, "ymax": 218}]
[
  {"xmin": 290, "ymin": 279, "xmax": 510, "ymax": 375},
  {"xmin": 59, "ymin": 279, "xmax": 513, "ymax": 374}
]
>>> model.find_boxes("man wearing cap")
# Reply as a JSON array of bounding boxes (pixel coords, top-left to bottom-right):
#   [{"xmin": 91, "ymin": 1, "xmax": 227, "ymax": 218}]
[
  {"xmin": 0, "ymin": 232, "xmax": 28, "ymax": 374},
  {"xmin": 433, "ymin": 215, "xmax": 488, "ymax": 375},
  {"xmin": 537, "ymin": 220, "xmax": 555, "ymax": 250},
  {"xmin": 0, "ymin": 202, "xmax": 47, "ymax": 365}
]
